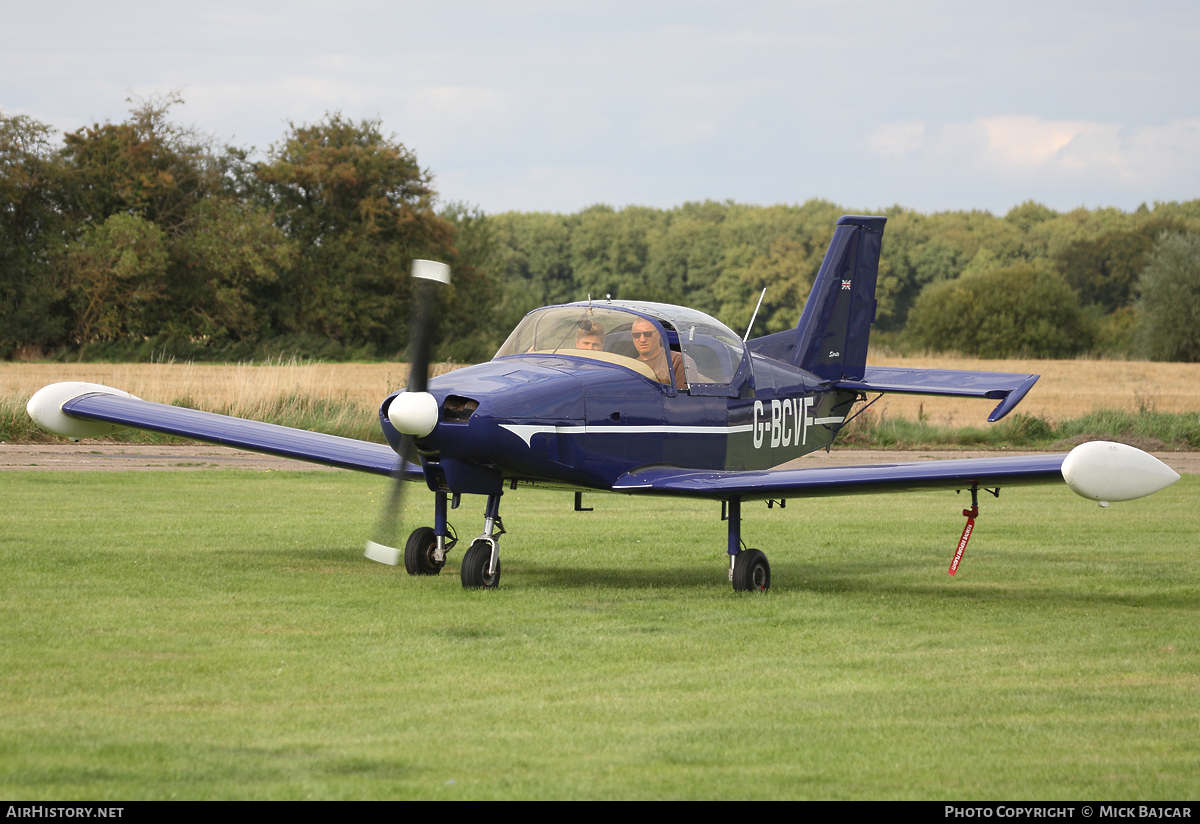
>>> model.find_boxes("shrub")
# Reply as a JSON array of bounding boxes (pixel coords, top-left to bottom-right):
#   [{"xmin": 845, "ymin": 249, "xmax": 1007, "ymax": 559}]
[
  {"xmin": 1137, "ymin": 233, "xmax": 1200, "ymax": 362},
  {"xmin": 906, "ymin": 264, "xmax": 1092, "ymax": 358}
]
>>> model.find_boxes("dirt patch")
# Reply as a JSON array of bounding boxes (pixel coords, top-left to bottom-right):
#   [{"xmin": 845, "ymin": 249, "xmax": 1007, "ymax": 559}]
[{"xmin": 0, "ymin": 444, "xmax": 337, "ymax": 472}]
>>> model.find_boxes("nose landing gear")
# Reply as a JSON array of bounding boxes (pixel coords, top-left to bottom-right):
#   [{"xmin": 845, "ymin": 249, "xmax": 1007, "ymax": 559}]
[{"xmin": 461, "ymin": 492, "xmax": 504, "ymax": 589}]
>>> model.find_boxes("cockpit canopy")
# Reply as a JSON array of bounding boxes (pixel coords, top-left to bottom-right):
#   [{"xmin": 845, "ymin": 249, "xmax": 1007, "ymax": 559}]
[{"xmin": 494, "ymin": 302, "xmax": 746, "ymax": 389}]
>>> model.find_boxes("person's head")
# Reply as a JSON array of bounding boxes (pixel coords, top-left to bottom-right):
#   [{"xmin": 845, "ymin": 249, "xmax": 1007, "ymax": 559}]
[
  {"xmin": 575, "ymin": 319, "xmax": 605, "ymax": 351},
  {"xmin": 631, "ymin": 318, "xmax": 659, "ymax": 357}
]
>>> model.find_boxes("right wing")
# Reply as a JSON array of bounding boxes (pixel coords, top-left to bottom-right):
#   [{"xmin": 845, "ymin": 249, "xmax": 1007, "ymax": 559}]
[
  {"xmin": 27, "ymin": 382, "xmax": 415, "ymax": 478},
  {"xmin": 612, "ymin": 444, "xmax": 1179, "ymax": 504}
]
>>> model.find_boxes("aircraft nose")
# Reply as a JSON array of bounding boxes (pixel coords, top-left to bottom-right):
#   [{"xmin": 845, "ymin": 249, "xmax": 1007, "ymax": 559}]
[{"xmin": 388, "ymin": 391, "xmax": 439, "ymax": 437}]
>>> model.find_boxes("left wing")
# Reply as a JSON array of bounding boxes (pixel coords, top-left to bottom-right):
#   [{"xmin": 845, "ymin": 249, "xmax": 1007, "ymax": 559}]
[
  {"xmin": 613, "ymin": 444, "xmax": 1179, "ymax": 504},
  {"xmin": 27, "ymin": 382, "xmax": 416, "ymax": 479}
]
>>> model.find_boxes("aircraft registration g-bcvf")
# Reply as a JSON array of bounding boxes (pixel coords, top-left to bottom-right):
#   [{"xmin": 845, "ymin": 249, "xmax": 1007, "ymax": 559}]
[{"xmin": 27, "ymin": 216, "xmax": 1181, "ymax": 591}]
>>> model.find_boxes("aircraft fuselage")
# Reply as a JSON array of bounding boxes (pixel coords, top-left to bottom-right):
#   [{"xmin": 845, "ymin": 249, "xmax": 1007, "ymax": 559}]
[{"xmin": 379, "ymin": 347, "xmax": 860, "ymax": 497}]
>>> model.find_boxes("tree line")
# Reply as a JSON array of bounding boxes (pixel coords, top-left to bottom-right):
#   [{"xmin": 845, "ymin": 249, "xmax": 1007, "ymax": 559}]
[{"xmin": 3, "ymin": 99, "xmax": 1199, "ymax": 364}]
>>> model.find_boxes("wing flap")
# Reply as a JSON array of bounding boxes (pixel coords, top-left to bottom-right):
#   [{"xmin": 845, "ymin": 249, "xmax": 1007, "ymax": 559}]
[
  {"xmin": 613, "ymin": 454, "xmax": 1067, "ymax": 500},
  {"xmin": 60, "ymin": 391, "xmax": 409, "ymax": 478},
  {"xmin": 835, "ymin": 367, "xmax": 1039, "ymax": 421}
]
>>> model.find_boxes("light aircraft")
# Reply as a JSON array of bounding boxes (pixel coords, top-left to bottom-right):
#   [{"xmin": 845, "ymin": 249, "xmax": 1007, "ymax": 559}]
[{"xmin": 27, "ymin": 216, "xmax": 1180, "ymax": 591}]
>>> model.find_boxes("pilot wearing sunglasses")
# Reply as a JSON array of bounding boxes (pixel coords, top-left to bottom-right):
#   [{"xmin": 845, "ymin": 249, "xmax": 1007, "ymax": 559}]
[{"xmin": 631, "ymin": 317, "xmax": 685, "ymax": 387}]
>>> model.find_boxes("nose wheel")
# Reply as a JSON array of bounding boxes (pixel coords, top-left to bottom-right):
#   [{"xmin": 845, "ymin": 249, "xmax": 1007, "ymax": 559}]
[
  {"xmin": 460, "ymin": 492, "xmax": 504, "ymax": 589},
  {"xmin": 461, "ymin": 540, "xmax": 501, "ymax": 589}
]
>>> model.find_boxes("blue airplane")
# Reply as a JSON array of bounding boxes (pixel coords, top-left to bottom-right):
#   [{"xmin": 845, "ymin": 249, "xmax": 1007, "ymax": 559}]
[{"xmin": 27, "ymin": 216, "xmax": 1180, "ymax": 591}]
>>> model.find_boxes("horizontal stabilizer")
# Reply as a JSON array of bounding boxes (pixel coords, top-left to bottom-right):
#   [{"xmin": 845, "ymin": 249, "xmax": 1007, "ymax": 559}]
[
  {"xmin": 28, "ymin": 382, "xmax": 413, "ymax": 478},
  {"xmin": 834, "ymin": 367, "xmax": 1040, "ymax": 421}
]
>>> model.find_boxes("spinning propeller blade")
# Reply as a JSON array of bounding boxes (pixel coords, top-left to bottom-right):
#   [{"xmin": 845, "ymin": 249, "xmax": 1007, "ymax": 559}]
[{"xmin": 365, "ymin": 259, "xmax": 450, "ymax": 565}]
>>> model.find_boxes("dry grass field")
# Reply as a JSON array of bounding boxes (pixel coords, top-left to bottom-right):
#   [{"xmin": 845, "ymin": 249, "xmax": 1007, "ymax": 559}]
[
  {"xmin": 2, "ymin": 355, "xmax": 1198, "ymax": 426},
  {"xmin": 1, "ymin": 359, "xmax": 464, "ymax": 418},
  {"xmin": 868, "ymin": 355, "xmax": 1200, "ymax": 426}
]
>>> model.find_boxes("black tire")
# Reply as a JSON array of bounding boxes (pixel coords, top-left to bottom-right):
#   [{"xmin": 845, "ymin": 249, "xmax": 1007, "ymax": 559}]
[
  {"xmin": 731, "ymin": 548, "xmax": 770, "ymax": 592},
  {"xmin": 404, "ymin": 527, "xmax": 444, "ymax": 576},
  {"xmin": 460, "ymin": 540, "xmax": 500, "ymax": 589}
]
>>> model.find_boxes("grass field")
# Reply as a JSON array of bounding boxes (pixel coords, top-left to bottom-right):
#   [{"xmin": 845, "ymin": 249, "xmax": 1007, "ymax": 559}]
[{"xmin": 2, "ymin": 471, "xmax": 1197, "ymax": 799}]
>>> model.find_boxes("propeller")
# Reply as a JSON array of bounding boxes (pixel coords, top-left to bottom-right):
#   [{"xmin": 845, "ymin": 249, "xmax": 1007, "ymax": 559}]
[{"xmin": 364, "ymin": 259, "xmax": 450, "ymax": 566}]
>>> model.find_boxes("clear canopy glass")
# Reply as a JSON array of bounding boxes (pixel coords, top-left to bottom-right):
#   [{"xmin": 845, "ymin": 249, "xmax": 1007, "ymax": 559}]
[{"xmin": 494, "ymin": 302, "xmax": 746, "ymax": 389}]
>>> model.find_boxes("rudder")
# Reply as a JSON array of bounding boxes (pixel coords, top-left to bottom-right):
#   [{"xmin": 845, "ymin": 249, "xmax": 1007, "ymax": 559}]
[{"xmin": 747, "ymin": 215, "xmax": 886, "ymax": 381}]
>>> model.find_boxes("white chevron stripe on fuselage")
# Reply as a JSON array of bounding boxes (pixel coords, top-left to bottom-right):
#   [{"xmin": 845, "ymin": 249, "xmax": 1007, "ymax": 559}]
[{"xmin": 498, "ymin": 420, "xmax": 844, "ymax": 448}]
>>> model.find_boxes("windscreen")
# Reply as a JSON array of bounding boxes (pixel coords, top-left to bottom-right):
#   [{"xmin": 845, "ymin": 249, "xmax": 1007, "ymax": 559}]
[{"xmin": 494, "ymin": 306, "xmax": 673, "ymax": 385}]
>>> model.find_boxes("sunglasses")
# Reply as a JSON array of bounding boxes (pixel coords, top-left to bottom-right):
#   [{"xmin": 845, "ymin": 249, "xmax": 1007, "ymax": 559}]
[{"xmin": 631, "ymin": 331, "xmax": 657, "ymax": 340}]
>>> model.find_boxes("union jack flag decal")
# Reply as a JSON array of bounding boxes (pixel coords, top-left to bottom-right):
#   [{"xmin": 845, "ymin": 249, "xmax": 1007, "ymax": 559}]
[{"xmin": 841, "ymin": 280, "xmax": 852, "ymax": 290}]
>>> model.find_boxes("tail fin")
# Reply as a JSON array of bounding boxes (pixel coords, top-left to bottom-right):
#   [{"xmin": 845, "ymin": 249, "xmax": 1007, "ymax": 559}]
[{"xmin": 747, "ymin": 215, "xmax": 885, "ymax": 381}]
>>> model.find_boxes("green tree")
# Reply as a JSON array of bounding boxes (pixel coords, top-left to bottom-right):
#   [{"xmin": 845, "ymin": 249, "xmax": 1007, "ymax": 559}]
[
  {"xmin": 57, "ymin": 93, "xmax": 218, "ymax": 232},
  {"xmin": 568, "ymin": 205, "xmax": 666, "ymax": 303},
  {"xmin": 1054, "ymin": 219, "xmax": 1181, "ymax": 312},
  {"xmin": 907, "ymin": 264, "xmax": 1092, "ymax": 358},
  {"xmin": 64, "ymin": 213, "xmax": 169, "ymax": 343},
  {"xmin": 0, "ymin": 112, "xmax": 67, "ymax": 357},
  {"xmin": 1137, "ymin": 232, "xmax": 1200, "ymax": 362},
  {"xmin": 487, "ymin": 210, "xmax": 578, "ymax": 332},
  {"xmin": 432, "ymin": 203, "xmax": 499, "ymax": 362},
  {"xmin": 643, "ymin": 200, "xmax": 729, "ymax": 316},
  {"xmin": 255, "ymin": 113, "xmax": 456, "ymax": 354},
  {"xmin": 169, "ymin": 197, "xmax": 296, "ymax": 342}
]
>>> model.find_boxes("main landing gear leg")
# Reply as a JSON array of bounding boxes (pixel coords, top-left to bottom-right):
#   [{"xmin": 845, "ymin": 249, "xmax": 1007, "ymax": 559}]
[
  {"xmin": 461, "ymin": 493, "xmax": 503, "ymax": 589},
  {"xmin": 726, "ymin": 498, "xmax": 770, "ymax": 592},
  {"xmin": 403, "ymin": 491, "xmax": 454, "ymax": 576}
]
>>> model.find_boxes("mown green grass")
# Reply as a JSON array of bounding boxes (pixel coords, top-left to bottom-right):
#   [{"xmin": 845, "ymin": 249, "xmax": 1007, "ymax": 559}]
[{"xmin": 1, "ymin": 472, "xmax": 1197, "ymax": 799}]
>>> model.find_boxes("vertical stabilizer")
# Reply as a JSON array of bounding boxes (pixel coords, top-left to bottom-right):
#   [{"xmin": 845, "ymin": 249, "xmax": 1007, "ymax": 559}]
[{"xmin": 747, "ymin": 215, "xmax": 886, "ymax": 381}]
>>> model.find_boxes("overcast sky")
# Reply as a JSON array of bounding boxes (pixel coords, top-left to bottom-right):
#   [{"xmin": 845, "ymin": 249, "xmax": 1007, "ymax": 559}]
[{"xmin": 4, "ymin": 1, "xmax": 1198, "ymax": 215}]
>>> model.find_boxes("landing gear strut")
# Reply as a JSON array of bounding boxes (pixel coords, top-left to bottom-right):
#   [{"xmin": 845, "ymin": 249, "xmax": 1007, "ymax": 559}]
[
  {"xmin": 403, "ymin": 492, "xmax": 456, "ymax": 575},
  {"xmin": 725, "ymin": 498, "xmax": 771, "ymax": 592},
  {"xmin": 461, "ymin": 492, "xmax": 503, "ymax": 589}
]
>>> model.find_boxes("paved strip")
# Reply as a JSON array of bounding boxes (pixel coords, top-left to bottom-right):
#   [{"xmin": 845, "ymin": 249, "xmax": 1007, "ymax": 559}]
[{"xmin": 0, "ymin": 443, "xmax": 339, "ymax": 471}]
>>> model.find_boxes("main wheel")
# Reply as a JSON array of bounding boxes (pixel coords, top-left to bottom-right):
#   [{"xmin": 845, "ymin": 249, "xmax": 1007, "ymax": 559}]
[
  {"xmin": 404, "ymin": 527, "xmax": 445, "ymax": 575},
  {"xmin": 731, "ymin": 548, "xmax": 770, "ymax": 592},
  {"xmin": 460, "ymin": 540, "xmax": 501, "ymax": 589}
]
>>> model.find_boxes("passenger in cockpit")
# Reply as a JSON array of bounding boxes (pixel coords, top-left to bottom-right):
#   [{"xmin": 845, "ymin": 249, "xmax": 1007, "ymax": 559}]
[
  {"xmin": 631, "ymin": 317, "xmax": 685, "ymax": 386},
  {"xmin": 574, "ymin": 319, "xmax": 606, "ymax": 351}
]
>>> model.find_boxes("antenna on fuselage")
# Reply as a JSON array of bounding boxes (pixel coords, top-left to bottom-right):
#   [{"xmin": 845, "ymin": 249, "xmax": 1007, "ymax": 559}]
[{"xmin": 743, "ymin": 288, "xmax": 767, "ymax": 341}]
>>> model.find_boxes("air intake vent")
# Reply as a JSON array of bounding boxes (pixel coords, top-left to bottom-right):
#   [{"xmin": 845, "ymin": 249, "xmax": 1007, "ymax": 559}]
[{"xmin": 442, "ymin": 395, "xmax": 480, "ymax": 423}]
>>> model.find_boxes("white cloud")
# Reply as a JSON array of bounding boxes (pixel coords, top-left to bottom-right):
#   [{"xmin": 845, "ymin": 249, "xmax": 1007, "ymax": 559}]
[
  {"xmin": 867, "ymin": 115, "xmax": 1200, "ymax": 191},
  {"xmin": 977, "ymin": 116, "xmax": 1114, "ymax": 166},
  {"xmin": 866, "ymin": 120, "xmax": 925, "ymax": 159}
]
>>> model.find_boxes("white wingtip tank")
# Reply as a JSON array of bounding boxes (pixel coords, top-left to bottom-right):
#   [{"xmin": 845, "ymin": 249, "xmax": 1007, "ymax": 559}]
[
  {"xmin": 1061, "ymin": 441, "xmax": 1180, "ymax": 507},
  {"xmin": 26, "ymin": 382, "xmax": 138, "ymax": 441}
]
